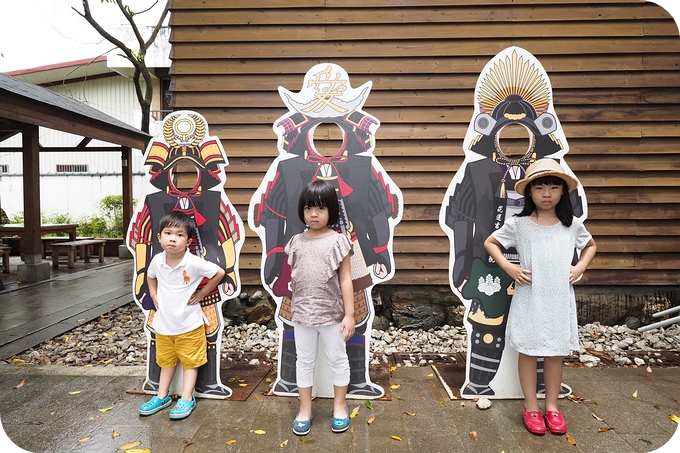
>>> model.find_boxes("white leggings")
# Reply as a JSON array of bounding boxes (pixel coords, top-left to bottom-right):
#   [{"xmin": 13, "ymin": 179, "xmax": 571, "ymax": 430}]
[{"xmin": 294, "ymin": 323, "xmax": 350, "ymax": 388}]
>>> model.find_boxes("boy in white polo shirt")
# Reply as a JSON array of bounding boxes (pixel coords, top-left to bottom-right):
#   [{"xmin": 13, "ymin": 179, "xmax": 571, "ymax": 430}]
[{"xmin": 138, "ymin": 211, "xmax": 225, "ymax": 420}]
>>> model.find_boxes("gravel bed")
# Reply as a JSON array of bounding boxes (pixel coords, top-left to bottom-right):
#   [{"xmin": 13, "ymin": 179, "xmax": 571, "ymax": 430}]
[{"xmin": 5, "ymin": 303, "xmax": 680, "ymax": 368}]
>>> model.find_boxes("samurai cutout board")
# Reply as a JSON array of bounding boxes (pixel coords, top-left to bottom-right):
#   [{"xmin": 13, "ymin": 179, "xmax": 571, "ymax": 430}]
[
  {"xmin": 249, "ymin": 63, "xmax": 403, "ymax": 399},
  {"xmin": 440, "ymin": 47, "xmax": 588, "ymax": 398},
  {"xmin": 127, "ymin": 111, "xmax": 244, "ymax": 399}
]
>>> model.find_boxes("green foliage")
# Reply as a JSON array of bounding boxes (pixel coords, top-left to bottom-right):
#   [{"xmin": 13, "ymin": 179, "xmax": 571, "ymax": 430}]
[{"xmin": 35, "ymin": 195, "xmax": 133, "ymax": 238}]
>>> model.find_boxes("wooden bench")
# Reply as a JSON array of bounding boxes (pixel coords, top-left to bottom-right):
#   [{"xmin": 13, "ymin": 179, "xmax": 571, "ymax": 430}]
[
  {"xmin": 51, "ymin": 239, "xmax": 106, "ymax": 269},
  {"xmin": 0, "ymin": 245, "xmax": 10, "ymax": 273},
  {"xmin": 42, "ymin": 236, "xmax": 93, "ymax": 258}
]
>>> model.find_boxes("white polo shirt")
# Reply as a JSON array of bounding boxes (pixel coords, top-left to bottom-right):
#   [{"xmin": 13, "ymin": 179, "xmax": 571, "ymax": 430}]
[{"xmin": 148, "ymin": 250, "xmax": 222, "ymax": 335}]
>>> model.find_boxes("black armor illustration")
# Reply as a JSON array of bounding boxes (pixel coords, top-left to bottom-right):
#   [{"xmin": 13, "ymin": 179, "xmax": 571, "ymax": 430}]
[
  {"xmin": 127, "ymin": 111, "xmax": 243, "ymax": 399},
  {"xmin": 249, "ymin": 64, "xmax": 402, "ymax": 399},
  {"xmin": 440, "ymin": 48, "xmax": 587, "ymax": 398}
]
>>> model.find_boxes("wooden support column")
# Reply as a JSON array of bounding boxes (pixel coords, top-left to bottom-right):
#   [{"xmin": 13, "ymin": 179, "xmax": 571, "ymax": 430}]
[
  {"xmin": 121, "ymin": 147, "xmax": 132, "ymax": 232},
  {"xmin": 18, "ymin": 125, "xmax": 50, "ymax": 281}
]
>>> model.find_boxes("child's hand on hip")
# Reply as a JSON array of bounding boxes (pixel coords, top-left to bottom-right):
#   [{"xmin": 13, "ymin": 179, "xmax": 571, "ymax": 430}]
[{"xmin": 188, "ymin": 292, "xmax": 202, "ymax": 305}]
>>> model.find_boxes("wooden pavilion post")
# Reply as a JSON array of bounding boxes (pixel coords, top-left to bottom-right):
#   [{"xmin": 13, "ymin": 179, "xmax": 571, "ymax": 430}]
[{"xmin": 17, "ymin": 125, "xmax": 50, "ymax": 282}]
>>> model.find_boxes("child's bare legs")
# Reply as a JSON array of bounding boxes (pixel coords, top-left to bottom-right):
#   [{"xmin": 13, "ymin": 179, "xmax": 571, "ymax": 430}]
[
  {"xmin": 542, "ymin": 356, "xmax": 563, "ymax": 412},
  {"xmin": 518, "ymin": 353, "xmax": 539, "ymax": 411},
  {"xmin": 157, "ymin": 365, "xmax": 198, "ymax": 400},
  {"xmin": 157, "ymin": 366, "xmax": 176, "ymax": 399},
  {"xmin": 297, "ymin": 386, "xmax": 313, "ymax": 421},
  {"xmin": 333, "ymin": 384, "xmax": 348, "ymax": 418}
]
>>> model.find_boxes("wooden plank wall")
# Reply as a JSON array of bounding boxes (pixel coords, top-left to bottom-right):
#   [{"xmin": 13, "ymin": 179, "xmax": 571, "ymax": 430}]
[{"xmin": 168, "ymin": 0, "xmax": 680, "ymax": 287}]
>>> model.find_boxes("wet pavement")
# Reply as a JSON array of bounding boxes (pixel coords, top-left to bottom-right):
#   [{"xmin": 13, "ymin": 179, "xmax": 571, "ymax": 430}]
[{"xmin": 0, "ymin": 363, "xmax": 678, "ymax": 453}]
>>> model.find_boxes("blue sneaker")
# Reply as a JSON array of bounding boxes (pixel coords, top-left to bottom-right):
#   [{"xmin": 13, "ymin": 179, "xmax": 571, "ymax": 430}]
[
  {"xmin": 139, "ymin": 395, "xmax": 172, "ymax": 416},
  {"xmin": 169, "ymin": 396, "xmax": 196, "ymax": 420},
  {"xmin": 293, "ymin": 412, "xmax": 312, "ymax": 436},
  {"xmin": 331, "ymin": 405, "xmax": 350, "ymax": 433}
]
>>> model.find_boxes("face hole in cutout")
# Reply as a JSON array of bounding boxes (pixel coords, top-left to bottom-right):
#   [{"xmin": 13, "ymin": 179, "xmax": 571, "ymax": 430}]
[
  {"xmin": 496, "ymin": 123, "xmax": 534, "ymax": 158},
  {"xmin": 311, "ymin": 122, "xmax": 344, "ymax": 157},
  {"xmin": 170, "ymin": 162, "xmax": 200, "ymax": 190}
]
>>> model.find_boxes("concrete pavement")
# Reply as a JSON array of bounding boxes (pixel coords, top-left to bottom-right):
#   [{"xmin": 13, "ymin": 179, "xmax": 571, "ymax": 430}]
[{"xmin": 0, "ymin": 363, "xmax": 678, "ymax": 453}]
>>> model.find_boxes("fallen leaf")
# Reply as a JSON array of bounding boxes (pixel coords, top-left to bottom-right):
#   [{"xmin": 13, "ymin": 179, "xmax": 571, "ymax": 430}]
[
  {"xmin": 225, "ymin": 440, "xmax": 237, "ymax": 445},
  {"xmin": 350, "ymin": 406, "xmax": 361, "ymax": 419},
  {"xmin": 183, "ymin": 441, "xmax": 194, "ymax": 450},
  {"xmin": 77, "ymin": 318, "xmax": 86, "ymax": 322},
  {"xmin": 265, "ymin": 378, "xmax": 273, "ymax": 383},
  {"xmin": 632, "ymin": 390, "xmax": 638, "ymax": 398},
  {"xmin": 78, "ymin": 436, "xmax": 92, "ymax": 443},
  {"xmin": 390, "ymin": 384, "xmax": 401, "ymax": 390},
  {"xmin": 646, "ymin": 365, "xmax": 652, "ymax": 373},
  {"xmin": 390, "ymin": 436, "xmax": 402, "ymax": 441},
  {"xmin": 125, "ymin": 450, "xmax": 150, "ymax": 453},
  {"xmin": 598, "ymin": 427, "xmax": 614, "ymax": 433},
  {"xmin": 469, "ymin": 431, "xmax": 478, "ymax": 441},
  {"xmin": 367, "ymin": 415, "xmax": 376, "ymax": 424},
  {"xmin": 439, "ymin": 400, "xmax": 445, "ymax": 406},
  {"xmin": 364, "ymin": 400, "xmax": 373, "ymax": 410},
  {"xmin": 673, "ymin": 398, "xmax": 680, "ymax": 404},
  {"xmin": 427, "ymin": 373, "xmax": 434, "ymax": 377},
  {"xmin": 111, "ymin": 431, "xmax": 120, "ymax": 438},
  {"xmin": 99, "ymin": 406, "xmax": 113, "ymax": 412},
  {"xmin": 69, "ymin": 391, "xmax": 82, "ymax": 395},
  {"xmin": 670, "ymin": 414, "xmax": 680, "ymax": 424},
  {"xmin": 566, "ymin": 434, "xmax": 577, "ymax": 445},
  {"xmin": 252, "ymin": 429, "xmax": 266, "ymax": 435},
  {"xmin": 102, "ymin": 359, "xmax": 114, "ymax": 364},
  {"xmin": 117, "ymin": 441, "xmax": 141, "ymax": 450},
  {"xmin": 238, "ymin": 383, "xmax": 248, "ymax": 387},
  {"xmin": 591, "ymin": 413, "xmax": 603, "ymax": 421},
  {"xmin": 390, "ymin": 366, "xmax": 397, "ymax": 372},
  {"xmin": 13, "ymin": 379, "xmax": 26, "ymax": 389},
  {"xmin": 404, "ymin": 411, "xmax": 416, "ymax": 416},
  {"xmin": 279, "ymin": 439, "xmax": 288, "ymax": 447}
]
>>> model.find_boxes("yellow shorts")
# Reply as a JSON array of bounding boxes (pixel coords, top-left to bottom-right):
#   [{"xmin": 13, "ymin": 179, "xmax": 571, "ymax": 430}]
[{"xmin": 155, "ymin": 325, "xmax": 207, "ymax": 369}]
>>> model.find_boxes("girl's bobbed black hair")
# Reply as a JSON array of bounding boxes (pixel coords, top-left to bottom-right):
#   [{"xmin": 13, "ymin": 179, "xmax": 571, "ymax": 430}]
[{"xmin": 297, "ymin": 179, "xmax": 340, "ymax": 226}]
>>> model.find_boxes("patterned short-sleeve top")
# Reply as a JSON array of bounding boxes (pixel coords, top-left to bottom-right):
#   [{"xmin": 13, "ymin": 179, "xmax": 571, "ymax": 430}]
[{"xmin": 284, "ymin": 231, "xmax": 352, "ymax": 327}]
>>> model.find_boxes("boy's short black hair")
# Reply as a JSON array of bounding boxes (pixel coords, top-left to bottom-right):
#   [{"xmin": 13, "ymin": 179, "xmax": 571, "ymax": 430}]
[
  {"xmin": 297, "ymin": 180, "xmax": 340, "ymax": 225},
  {"xmin": 158, "ymin": 211, "xmax": 197, "ymax": 238}
]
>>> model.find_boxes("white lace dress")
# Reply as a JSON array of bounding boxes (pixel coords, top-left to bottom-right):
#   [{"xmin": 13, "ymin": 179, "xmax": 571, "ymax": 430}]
[{"xmin": 492, "ymin": 216, "xmax": 592, "ymax": 356}]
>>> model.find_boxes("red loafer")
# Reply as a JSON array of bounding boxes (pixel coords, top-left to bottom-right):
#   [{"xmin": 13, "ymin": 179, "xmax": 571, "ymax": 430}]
[
  {"xmin": 523, "ymin": 407, "xmax": 546, "ymax": 435},
  {"xmin": 545, "ymin": 410, "xmax": 568, "ymax": 435}
]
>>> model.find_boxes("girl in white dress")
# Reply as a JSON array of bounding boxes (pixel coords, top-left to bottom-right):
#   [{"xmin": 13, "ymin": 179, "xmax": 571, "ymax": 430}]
[
  {"xmin": 285, "ymin": 180, "xmax": 355, "ymax": 435},
  {"xmin": 484, "ymin": 159, "xmax": 597, "ymax": 436}
]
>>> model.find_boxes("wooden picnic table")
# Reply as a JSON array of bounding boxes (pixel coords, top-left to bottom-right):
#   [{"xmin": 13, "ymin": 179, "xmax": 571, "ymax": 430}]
[{"xmin": 0, "ymin": 224, "xmax": 78, "ymax": 257}]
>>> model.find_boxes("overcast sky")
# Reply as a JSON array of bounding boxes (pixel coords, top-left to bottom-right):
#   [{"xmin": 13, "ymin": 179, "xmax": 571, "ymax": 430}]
[{"xmin": 0, "ymin": 0, "xmax": 168, "ymax": 72}]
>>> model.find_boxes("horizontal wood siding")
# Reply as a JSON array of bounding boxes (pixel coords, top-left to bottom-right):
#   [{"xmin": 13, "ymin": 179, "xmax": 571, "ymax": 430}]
[{"xmin": 168, "ymin": 0, "xmax": 680, "ymax": 286}]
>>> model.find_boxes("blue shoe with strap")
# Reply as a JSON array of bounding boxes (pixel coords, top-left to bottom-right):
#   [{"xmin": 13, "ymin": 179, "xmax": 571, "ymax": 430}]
[
  {"xmin": 139, "ymin": 395, "xmax": 172, "ymax": 416},
  {"xmin": 169, "ymin": 396, "xmax": 196, "ymax": 420}
]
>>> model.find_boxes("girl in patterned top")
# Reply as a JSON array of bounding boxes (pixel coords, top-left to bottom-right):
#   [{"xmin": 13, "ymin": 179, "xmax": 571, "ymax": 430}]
[
  {"xmin": 285, "ymin": 180, "xmax": 355, "ymax": 435},
  {"xmin": 484, "ymin": 159, "xmax": 597, "ymax": 436}
]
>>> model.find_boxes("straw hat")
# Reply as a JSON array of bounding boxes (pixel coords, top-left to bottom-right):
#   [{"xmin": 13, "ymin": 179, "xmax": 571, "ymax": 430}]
[{"xmin": 514, "ymin": 158, "xmax": 579, "ymax": 195}]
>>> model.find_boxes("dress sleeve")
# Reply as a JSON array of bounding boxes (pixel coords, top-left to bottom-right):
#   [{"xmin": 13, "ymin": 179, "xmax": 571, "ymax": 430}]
[
  {"xmin": 329, "ymin": 234, "xmax": 352, "ymax": 272},
  {"xmin": 573, "ymin": 218, "xmax": 593, "ymax": 250},
  {"xmin": 491, "ymin": 216, "xmax": 517, "ymax": 250}
]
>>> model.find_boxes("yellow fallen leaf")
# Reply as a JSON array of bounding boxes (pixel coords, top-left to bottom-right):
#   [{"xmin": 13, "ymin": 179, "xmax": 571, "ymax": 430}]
[
  {"xmin": 125, "ymin": 450, "xmax": 150, "ymax": 453},
  {"xmin": 78, "ymin": 436, "xmax": 92, "ymax": 443},
  {"xmin": 404, "ymin": 411, "xmax": 416, "ymax": 416},
  {"xmin": 14, "ymin": 379, "xmax": 26, "ymax": 389},
  {"xmin": 99, "ymin": 406, "xmax": 113, "ymax": 412},
  {"xmin": 350, "ymin": 406, "xmax": 361, "ymax": 419},
  {"xmin": 566, "ymin": 434, "xmax": 577, "ymax": 445},
  {"xmin": 265, "ymin": 378, "xmax": 273, "ymax": 383},
  {"xmin": 225, "ymin": 440, "xmax": 237, "ymax": 445},
  {"xmin": 117, "ymin": 441, "xmax": 141, "ymax": 450},
  {"xmin": 279, "ymin": 439, "xmax": 288, "ymax": 447},
  {"xmin": 238, "ymin": 383, "xmax": 248, "ymax": 387},
  {"xmin": 469, "ymin": 431, "xmax": 479, "ymax": 441},
  {"xmin": 427, "ymin": 373, "xmax": 434, "ymax": 377},
  {"xmin": 632, "ymin": 390, "xmax": 638, "ymax": 398},
  {"xmin": 390, "ymin": 366, "xmax": 397, "ymax": 372},
  {"xmin": 670, "ymin": 414, "xmax": 680, "ymax": 424},
  {"xmin": 111, "ymin": 430, "xmax": 120, "ymax": 438},
  {"xmin": 390, "ymin": 384, "xmax": 400, "ymax": 389},
  {"xmin": 103, "ymin": 359, "xmax": 114, "ymax": 364},
  {"xmin": 77, "ymin": 318, "xmax": 86, "ymax": 322},
  {"xmin": 252, "ymin": 429, "xmax": 266, "ymax": 435},
  {"xmin": 390, "ymin": 436, "xmax": 402, "ymax": 441},
  {"xmin": 69, "ymin": 391, "xmax": 82, "ymax": 395},
  {"xmin": 591, "ymin": 413, "xmax": 603, "ymax": 421},
  {"xmin": 13, "ymin": 359, "xmax": 25, "ymax": 365},
  {"xmin": 63, "ymin": 336, "xmax": 69, "ymax": 343},
  {"xmin": 367, "ymin": 415, "xmax": 376, "ymax": 424}
]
